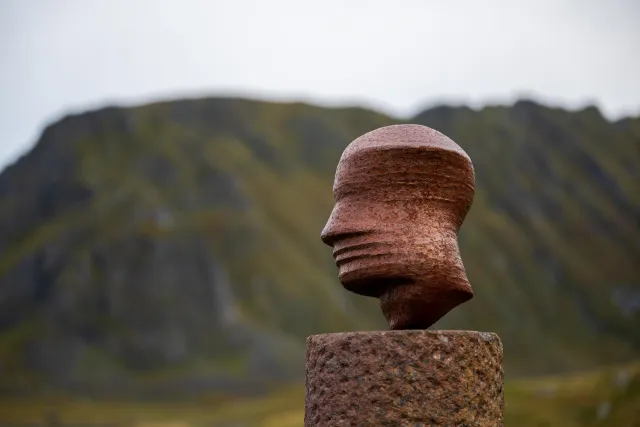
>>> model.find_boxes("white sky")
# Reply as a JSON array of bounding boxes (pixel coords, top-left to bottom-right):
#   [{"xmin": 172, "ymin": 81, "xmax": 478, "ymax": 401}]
[{"xmin": 1, "ymin": 0, "xmax": 639, "ymax": 170}]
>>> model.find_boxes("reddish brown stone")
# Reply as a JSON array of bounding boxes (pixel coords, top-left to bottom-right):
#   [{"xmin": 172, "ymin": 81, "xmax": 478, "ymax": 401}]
[
  {"xmin": 321, "ymin": 124, "xmax": 475, "ymax": 329},
  {"xmin": 305, "ymin": 330, "xmax": 504, "ymax": 426},
  {"xmin": 309, "ymin": 125, "xmax": 502, "ymax": 424}
]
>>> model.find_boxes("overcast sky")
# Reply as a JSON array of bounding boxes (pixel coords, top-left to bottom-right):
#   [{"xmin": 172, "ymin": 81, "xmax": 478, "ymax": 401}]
[{"xmin": 1, "ymin": 0, "xmax": 639, "ymax": 170}]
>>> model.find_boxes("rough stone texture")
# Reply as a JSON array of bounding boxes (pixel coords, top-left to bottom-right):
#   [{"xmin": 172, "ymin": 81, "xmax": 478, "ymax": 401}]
[
  {"xmin": 320, "ymin": 124, "xmax": 476, "ymax": 329},
  {"xmin": 305, "ymin": 330, "xmax": 504, "ymax": 426},
  {"xmin": 311, "ymin": 125, "xmax": 503, "ymax": 424}
]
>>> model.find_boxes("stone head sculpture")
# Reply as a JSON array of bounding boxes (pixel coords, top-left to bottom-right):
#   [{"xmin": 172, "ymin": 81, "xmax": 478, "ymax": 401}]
[{"xmin": 321, "ymin": 124, "xmax": 475, "ymax": 330}]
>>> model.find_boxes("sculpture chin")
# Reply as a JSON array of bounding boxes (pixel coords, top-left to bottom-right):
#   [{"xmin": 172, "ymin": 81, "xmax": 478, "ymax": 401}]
[
  {"xmin": 338, "ymin": 265, "xmax": 474, "ymax": 329},
  {"xmin": 380, "ymin": 282, "xmax": 473, "ymax": 330}
]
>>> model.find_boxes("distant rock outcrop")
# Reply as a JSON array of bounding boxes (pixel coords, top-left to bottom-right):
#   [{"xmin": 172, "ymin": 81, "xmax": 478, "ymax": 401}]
[{"xmin": 0, "ymin": 97, "xmax": 638, "ymax": 395}]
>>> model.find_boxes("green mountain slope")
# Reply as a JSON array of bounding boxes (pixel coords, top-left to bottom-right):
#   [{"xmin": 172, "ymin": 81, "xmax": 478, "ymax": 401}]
[{"xmin": 0, "ymin": 97, "xmax": 638, "ymax": 395}]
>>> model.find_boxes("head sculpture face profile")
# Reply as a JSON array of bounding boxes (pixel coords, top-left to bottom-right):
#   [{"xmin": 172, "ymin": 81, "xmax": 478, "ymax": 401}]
[{"xmin": 321, "ymin": 124, "xmax": 475, "ymax": 330}]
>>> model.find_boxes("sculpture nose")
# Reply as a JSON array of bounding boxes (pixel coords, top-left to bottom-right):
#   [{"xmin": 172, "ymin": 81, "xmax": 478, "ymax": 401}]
[
  {"xmin": 320, "ymin": 221, "xmax": 336, "ymax": 246},
  {"xmin": 321, "ymin": 218, "xmax": 369, "ymax": 247},
  {"xmin": 320, "ymin": 207, "xmax": 343, "ymax": 247}
]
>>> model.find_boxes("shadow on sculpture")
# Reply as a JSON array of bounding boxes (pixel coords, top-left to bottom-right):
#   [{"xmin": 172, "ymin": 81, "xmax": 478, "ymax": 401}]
[{"xmin": 320, "ymin": 124, "xmax": 476, "ymax": 330}]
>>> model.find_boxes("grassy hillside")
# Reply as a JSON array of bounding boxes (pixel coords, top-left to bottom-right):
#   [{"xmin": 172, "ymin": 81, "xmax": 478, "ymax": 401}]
[
  {"xmin": 0, "ymin": 97, "xmax": 638, "ymax": 395},
  {"xmin": 0, "ymin": 361, "xmax": 638, "ymax": 426}
]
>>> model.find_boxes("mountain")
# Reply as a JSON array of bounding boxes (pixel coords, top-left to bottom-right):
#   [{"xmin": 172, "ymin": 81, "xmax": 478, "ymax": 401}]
[{"xmin": 0, "ymin": 97, "xmax": 638, "ymax": 396}]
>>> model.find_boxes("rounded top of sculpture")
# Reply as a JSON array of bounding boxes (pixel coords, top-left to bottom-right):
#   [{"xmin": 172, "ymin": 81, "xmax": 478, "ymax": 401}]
[{"xmin": 341, "ymin": 124, "xmax": 471, "ymax": 163}]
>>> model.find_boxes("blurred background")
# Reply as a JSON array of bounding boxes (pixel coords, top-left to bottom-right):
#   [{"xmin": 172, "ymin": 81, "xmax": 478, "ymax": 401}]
[{"xmin": 0, "ymin": 0, "xmax": 639, "ymax": 426}]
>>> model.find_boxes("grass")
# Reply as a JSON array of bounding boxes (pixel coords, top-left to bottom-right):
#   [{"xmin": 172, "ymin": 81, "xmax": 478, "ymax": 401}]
[
  {"xmin": 505, "ymin": 361, "xmax": 640, "ymax": 426},
  {"xmin": 0, "ymin": 361, "xmax": 638, "ymax": 427},
  {"xmin": 0, "ymin": 384, "xmax": 304, "ymax": 427}
]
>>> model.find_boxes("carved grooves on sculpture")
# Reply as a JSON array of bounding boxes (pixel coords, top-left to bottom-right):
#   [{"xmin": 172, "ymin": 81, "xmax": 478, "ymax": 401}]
[{"xmin": 321, "ymin": 124, "xmax": 475, "ymax": 330}]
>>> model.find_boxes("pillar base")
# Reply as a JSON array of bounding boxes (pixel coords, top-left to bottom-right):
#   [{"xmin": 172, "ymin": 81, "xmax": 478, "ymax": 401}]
[{"xmin": 305, "ymin": 330, "xmax": 504, "ymax": 426}]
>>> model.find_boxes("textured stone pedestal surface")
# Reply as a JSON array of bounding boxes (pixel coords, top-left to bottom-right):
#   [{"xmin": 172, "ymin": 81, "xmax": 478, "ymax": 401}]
[{"xmin": 305, "ymin": 330, "xmax": 504, "ymax": 426}]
